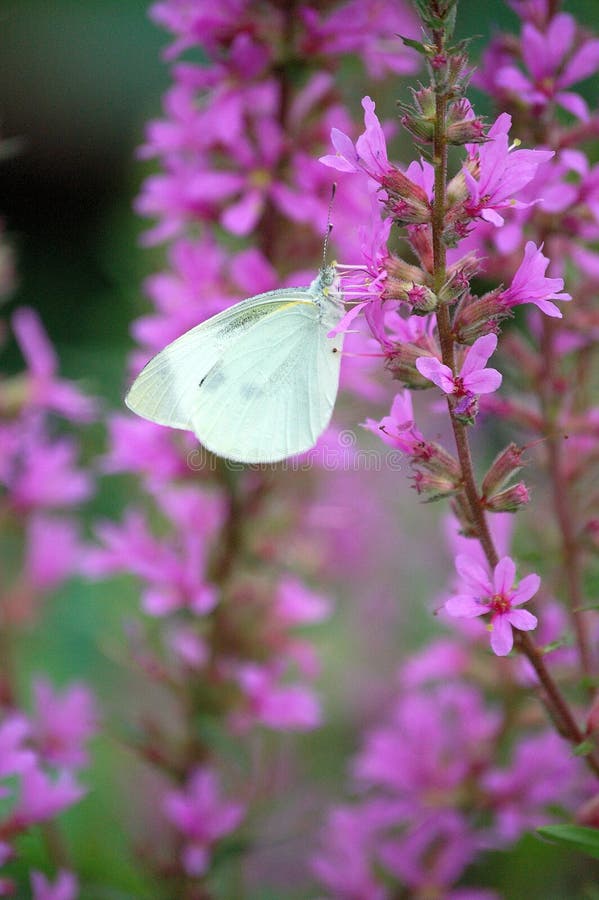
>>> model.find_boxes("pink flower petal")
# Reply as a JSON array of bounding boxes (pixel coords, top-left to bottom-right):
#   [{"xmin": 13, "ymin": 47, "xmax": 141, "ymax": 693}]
[
  {"xmin": 463, "ymin": 367, "xmax": 502, "ymax": 395},
  {"xmin": 556, "ymin": 91, "xmax": 589, "ymax": 122},
  {"xmin": 490, "ymin": 614, "xmax": 514, "ymax": 656},
  {"xmin": 511, "ymin": 573, "xmax": 541, "ymax": 606},
  {"xmin": 461, "ymin": 334, "xmax": 498, "ymax": 378},
  {"xmin": 415, "ymin": 356, "xmax": 454, "ymax": 392},
  {"xmin": 493, "ymin": 557, "xmax": 516, "ymax": 595},
  {"xmin": 445, "ymin": 594, "xmax": 487, "ymax": 618},
  {"xmin": 455, "ymin": 554, "xmax": 493, "ymax": 595},
  {"xmin": 506, "ymin": 609, "xmax": 538, "ymax": 631}
]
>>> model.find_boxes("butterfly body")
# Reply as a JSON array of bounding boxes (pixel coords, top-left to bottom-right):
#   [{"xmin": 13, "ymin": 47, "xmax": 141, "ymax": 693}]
[{"xmin": 125, "ymin": 265, "xmax": 345, "ymax": 464}]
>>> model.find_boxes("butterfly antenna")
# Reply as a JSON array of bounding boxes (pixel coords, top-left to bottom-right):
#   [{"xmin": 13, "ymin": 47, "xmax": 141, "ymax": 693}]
[{"xmin": 322, "ymin": 182, "xmax": 336, "ymax": 267}]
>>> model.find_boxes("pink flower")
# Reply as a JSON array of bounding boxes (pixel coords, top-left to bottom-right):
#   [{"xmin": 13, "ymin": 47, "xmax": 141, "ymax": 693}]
[
  {"xmin": 275, "ymin": 577, "xmax": 331, "ymax": 626},
  {"xmin": 163, "ymin": 767, "xmax": 245, "ymax": 876},
  {"xmin": 363, "ymin": 390, "xmax": 424, "ymax": 455},
  {"xmin": 0, "ymin": 716, "xmax": 35, "ymax": 777},
  {"xmin": 446, "ymin": 555, "xmax": 539, "ymax": 656},
  {"xmin": 311, "ymin": 804, "xmax": 390, "ymax": 900},
  {"xmin": 23, "ymin": 515, "xmax": 81, "ymax": 591},
  {"xmin": 320, "ymin": 96, "xmax": 392, "ymax": 181},
  {"xmin": 31, "ymin": 680, "xmax": 98, "ymax": 770},
  {"xmin": 464, "ymin": 113, "xmax": 553, "ymax": 226},
  {"xmin": 12, "ymin": 767, "xmax": 85, "ymax": 827},
  {"xmin": 232, "ymin": 663, "xmax": 321, "ymax": 732},
  {"xmin": 6, "ymin": 430, "xmax": 92, "ymax": 513},
  {"xmin": 498, "ymin": 241, "xmax": 571, "ymax": 318},
  {"xmin": 494, "ymin": 14, "xmax": 599, "ymax": 121},
  {"xmin": 416, "ymin": 334, "xmax": 502, "ymax": 398},
  {"xmin": 12, "ymin": 308, "xmax": 97, "ymax": 423},
  {"xmin": 30, "ymin": 870, "xmax": 78, "ymax": 900},
  {"xmin": 483, "ymin": 732, "xmax": 584, "ymax": 843}
]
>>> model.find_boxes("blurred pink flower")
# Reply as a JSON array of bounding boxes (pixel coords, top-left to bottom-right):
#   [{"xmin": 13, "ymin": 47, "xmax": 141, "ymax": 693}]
[
  {"xmin": 363, "ymin": 390, "xmax": 424, "ymax": 455},
  {"xmin": 31, "ymin": 680, "xmax": 98, "ymax": 770},
  {"xmin": 11, "ymin": 767, "xmax": 85, "ymax": 828},
  {"xmin": 30, "ymin": 870, "xmax": 78, "ymax": 900},
  {"xmin": 163, "ymin": 767, "xmax": 245, "ymax": 876},
  {"xmin": 0, "ymin": 716, "xmax": 35, "ymax": 777},
  {"xmin": 23, "ymin": 515, "xmax": 81, "ymax": 591},
  {"xmin": 498, "ymin": 241, "xmax": 571, "ymax": 318},
  {"xmin": 12, "ymin": 308, "xmax": 97, "ymax": 423},
  {"xmin": 232, "ymin": 663, "xmax": 321, "ymax": 732},
  {"xmin": 494, "ymin": 13, "xmax": 599, "ymax": 121}
]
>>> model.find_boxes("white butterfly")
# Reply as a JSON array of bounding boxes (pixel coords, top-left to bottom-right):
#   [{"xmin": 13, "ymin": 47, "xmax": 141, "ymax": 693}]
[{"xmin": 125, "ymin": 265, "xmax": 345, "ymax": 464}]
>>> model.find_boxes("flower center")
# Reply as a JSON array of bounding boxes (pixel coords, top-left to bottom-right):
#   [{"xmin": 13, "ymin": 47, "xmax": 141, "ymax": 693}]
[{"xmin": 489, "ymin": 592, "xmax": 511, "ymax": 614}]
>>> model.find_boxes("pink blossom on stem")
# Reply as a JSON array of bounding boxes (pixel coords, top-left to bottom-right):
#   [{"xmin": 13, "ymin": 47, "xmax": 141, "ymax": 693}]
[
  {"xmin": 30, "ymin": 870, "xmax": 78, "ymax": 900},
  {"xmin": 163, "ymin": 767, "xmax": 245, "ymax": 877},
  {"xmin": 446, "ymin": 555, "xmax": 539, "ymax": 656},
  {"xmin": 12, "ymin": 308, "xmax": 97, "ymax": 423},
  {"xmin": 0, "ymin": 716, "xmax": 35, "ymax": 777},
  {"xmin": 23, "ymin": 515, "xmax": 81, "ymax": 592},
  {"xmin": 363, "ymin": 390, "xmax": 424, "ymax": 455},
  {"xmin": 11, "ymin": 767, "xmax": 85, "ymax": 828},
  {"xmin": 464, "ymin": 113, "xmax": 553, "ymax": 227},
  {"xmin": 416, "ymin": 334, "xmax": 502, "ymax": 399},
  {"xmin": 231, "ymin": 663, "xmax": 321, "ymax": 732},
  {"xmin": 494, "ymin": 13, "xmax": 599, "ymax": 121},
  {"xmin": 320, "ymin": 96, "xmax": 392, "ymax": 181},
  {"xmin": 498, "ymin": 241, "xmax": 572, "ymax": 318},
  {"xmin": 31, "ymin": 680, "xmax": 98, "ymax": 770}
]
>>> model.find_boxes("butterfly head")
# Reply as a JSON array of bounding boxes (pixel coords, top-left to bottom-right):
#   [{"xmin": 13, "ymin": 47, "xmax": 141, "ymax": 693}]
[{"xmin": 317, "ymin": 263, "xmax": 338, "ymax": 292}]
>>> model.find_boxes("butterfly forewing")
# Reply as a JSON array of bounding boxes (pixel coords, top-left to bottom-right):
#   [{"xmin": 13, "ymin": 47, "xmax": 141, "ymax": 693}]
[
  {"xmin": 125, "ymin": 288, "xmax": 313, "ymax": 431},
  {"xmin": 192, "ymin": 297, "xmax": 343, "ymax": 463},
  {"xmin": 125, "ymin": 269, "xmax": 344, "ymax": 463}
]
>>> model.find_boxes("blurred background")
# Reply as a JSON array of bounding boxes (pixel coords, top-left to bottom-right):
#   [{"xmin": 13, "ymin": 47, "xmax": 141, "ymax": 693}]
[{"xmin": 2, "ymin": 1, "xmax": 599, "ymax": 897}]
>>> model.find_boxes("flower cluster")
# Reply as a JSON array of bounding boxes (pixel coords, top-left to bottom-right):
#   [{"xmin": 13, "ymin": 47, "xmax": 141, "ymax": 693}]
[
  {"xmin": 313, "ymin": 654, "xmax": 586, "ymax": 898},
  {"xmin": 313, "ymin": 0, "xmax": 599, "ymax": 893},
  {"xmin": 84, "ymin": 0, "xmax": 419, "ymax": 888},
  {"xmin": 0, "ymin": 309, "xmax": 98, "ymax": 894}
]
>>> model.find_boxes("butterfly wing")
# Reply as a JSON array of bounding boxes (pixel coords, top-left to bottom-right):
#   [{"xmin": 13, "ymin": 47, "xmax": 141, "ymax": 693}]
[
  {"xmin": 191, "ymin": 297, "xmax": 344, "ymax": 463},
  {"xmin": 125, "ymin": 289, "xmax": 310, "ymax": 431}
]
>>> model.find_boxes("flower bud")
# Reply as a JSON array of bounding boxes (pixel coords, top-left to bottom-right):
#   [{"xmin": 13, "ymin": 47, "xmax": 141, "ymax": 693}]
[
  {"xmin": 482, "ymin": 443, "xmax": 525, "ymax": 498},
  {"xmin": 386, "ymin": 345, "xmax": 437, "ymax": 389},
  {"xmin": 452, "ymin": 291, "xmax": 506, "ymax": 344},
  {"xmin": 446, "ymin": 100, "xmax": 486, "ymax": 145},
  {"xmin": 447, "ymin": 119, "xmax": 487, "ymax": 145},
  {"xmin": 401, "ymin": 113, "xmax": 434, "ymax": 144},
  {"xmin": 407, "ymin": 283, "xmax": 438, "ymax": 314},
  {"xmin": 413, "ymin": 440, "xmax": 462, "ymax": 481},
  {"xmin": 411, "ymin": 468, "xmax": 461, "ymax": 501},
  {"xmin": 483, "ymin": 481, "xmax": 530, "ymax": 512},
  {"xmin": 411, "ymin": 86, "xmax": 436, "ymax": 117},
  {"xmin": 381, "ymin": 170, "xmax": 431, "ymax": 225},
  {"xmin": 385, "ymin": 256, "xmax": 426, "ymax": 284},
  {"xmin": 383, "ymin": 278, "xmax": 438, "ymax": 314},
  {"xmin": 407, "ymin": 225, "xmax": 434, "ymax": 273}
]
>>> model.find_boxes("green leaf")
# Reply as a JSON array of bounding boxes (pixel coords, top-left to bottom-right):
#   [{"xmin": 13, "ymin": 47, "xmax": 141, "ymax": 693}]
[
  {"xmin": 537, "ymin": 824, "xmax": 599, "ymax": 860},
  {"xmin": 400, "ymin": 34, "xmax": 428, "ymax": 54},
  {"xmin": 573, "ymin": 739, "xmax": 596, "ymax": 757}
]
